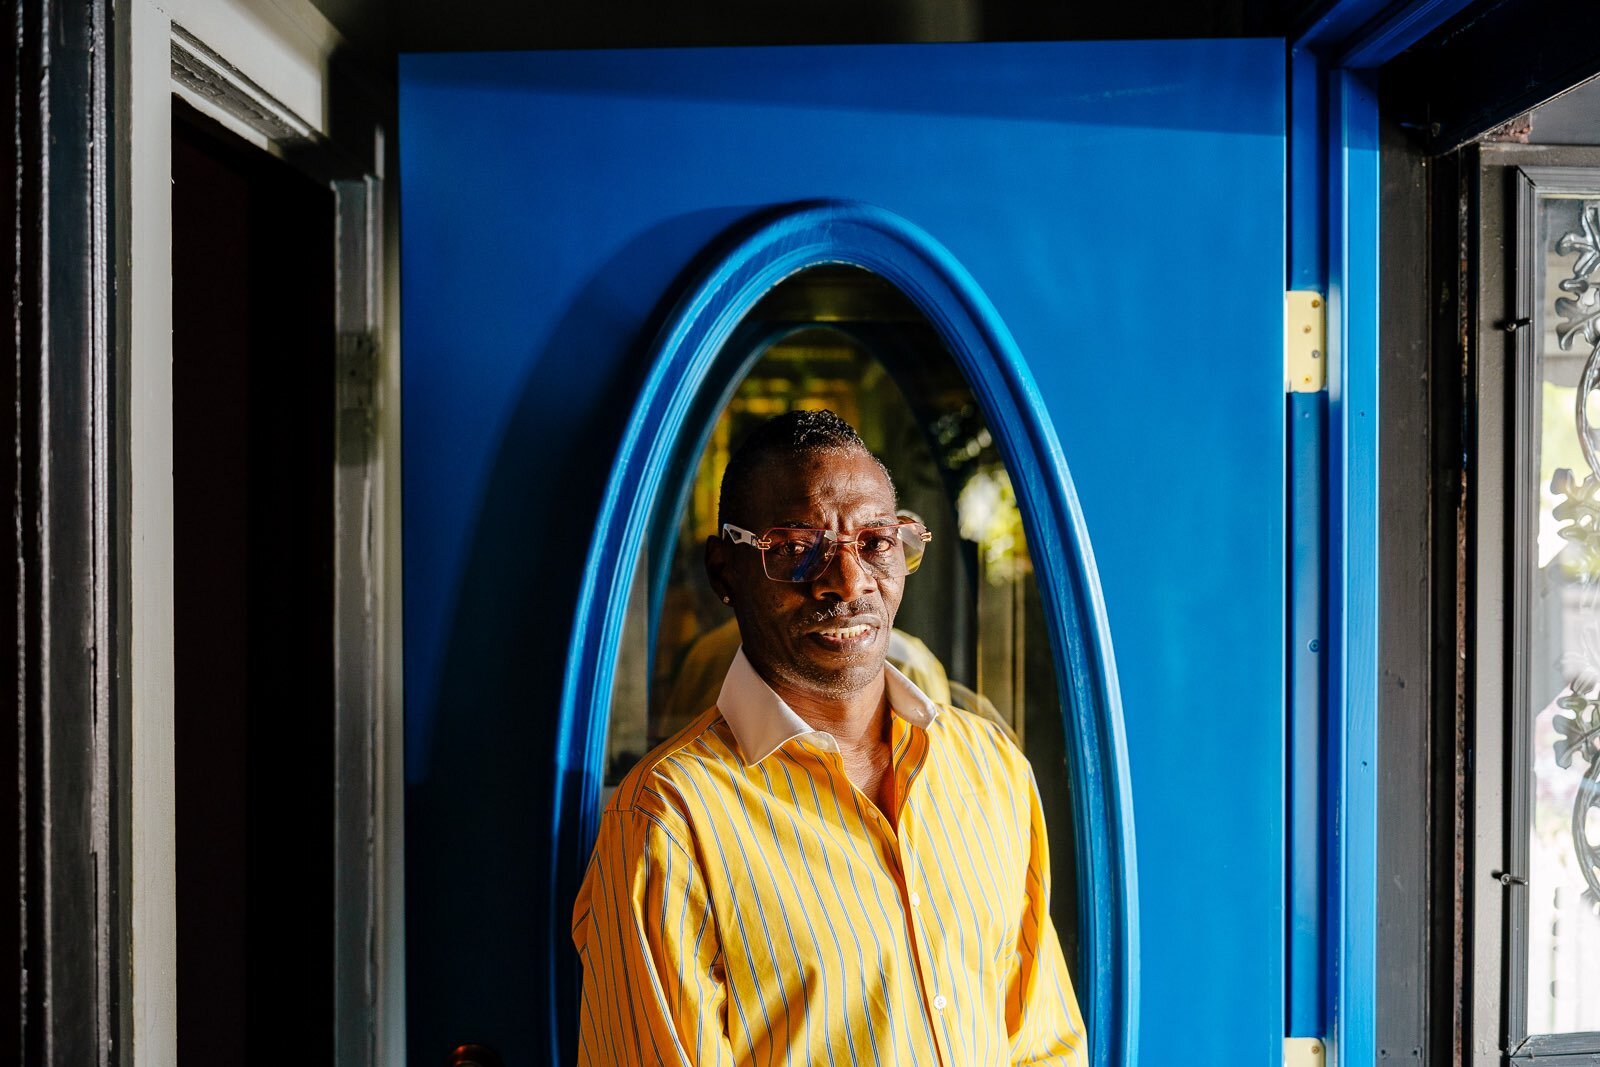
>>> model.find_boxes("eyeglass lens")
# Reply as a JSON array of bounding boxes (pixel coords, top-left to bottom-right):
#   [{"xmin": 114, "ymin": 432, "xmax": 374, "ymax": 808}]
[{"xmin": 762, "ymin": 525, "xmax": 927, "ymax": 583}]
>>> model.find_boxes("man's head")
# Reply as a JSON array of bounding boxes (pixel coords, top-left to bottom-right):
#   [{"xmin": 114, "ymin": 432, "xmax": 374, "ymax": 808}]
[{"xmin": 706, "ymin": 409, "xmax": 904, "ymax": 705}]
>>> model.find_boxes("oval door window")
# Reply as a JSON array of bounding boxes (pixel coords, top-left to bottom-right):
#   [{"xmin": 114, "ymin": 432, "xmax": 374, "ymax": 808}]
[
  {"xmin": 559, "ymin": 202, "xmax": 1134, "ymax": 1064},
  {"xmin": 602, "ymin": 264, "xmax": 1081, "ymax": 976}
]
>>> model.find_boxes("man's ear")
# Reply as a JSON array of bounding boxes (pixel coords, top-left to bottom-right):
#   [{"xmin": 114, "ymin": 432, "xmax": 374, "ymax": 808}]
[{"xmin": 705, "ymin": 534, "xmax": 732, "ymax": 603}]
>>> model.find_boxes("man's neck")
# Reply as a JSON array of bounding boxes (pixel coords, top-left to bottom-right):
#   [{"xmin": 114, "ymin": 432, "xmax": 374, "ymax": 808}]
[
  {"xmin": 783, "ymin": 675, "xmax": 890, "ymax": 756},
  {"xmin": 745, "ymin": 657, "xmax": 891, "ymax": 761},
  {"xmin": 775, "ymin": 672, "xmax": 894, "ymax": 816}
]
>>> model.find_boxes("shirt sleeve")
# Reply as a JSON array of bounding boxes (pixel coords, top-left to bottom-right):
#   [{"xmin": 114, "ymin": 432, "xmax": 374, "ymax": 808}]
[
  {"xmin": 1006, "ymin": 766, "xmax": 1090, "ymax": 1066},
  {"xmin": 572, "ymin": 807, "xmax": 737, "ymax": 1067}
]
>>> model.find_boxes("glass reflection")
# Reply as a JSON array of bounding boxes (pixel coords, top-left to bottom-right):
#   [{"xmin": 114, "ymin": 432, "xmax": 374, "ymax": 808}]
[
  {"xmin": 603, "ymin": 266, "xmax": 1078, "ymax": 972},
  {"xmin": 1527, "ymin": 193, "xmax": 1600, "ymax": 1034}
]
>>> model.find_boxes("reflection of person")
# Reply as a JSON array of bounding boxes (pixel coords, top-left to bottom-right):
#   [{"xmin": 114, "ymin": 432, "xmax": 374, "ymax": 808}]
[{"xmin": 572, "ymin": 409, "xmax": 1086, "ymax": 1066}]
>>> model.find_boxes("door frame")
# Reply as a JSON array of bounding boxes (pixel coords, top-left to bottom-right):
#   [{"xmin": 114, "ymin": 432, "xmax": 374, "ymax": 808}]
[
  {"xmin": 1308, "ymin": 1, "xmax": 1600, "ymax": 1064},
  {"xmin": 121, "ymin": 1, "xmax": 404, "ymax": 1063},
  {"xmin": 78, "ymin": 0, "xmax": 1600, "ymax": 1063},
  {"xmin": 1290, "ymin": 1, "xmax": 1511, "ymax": 1063},
  {"xmin": 10, "ymin": 2, "xmax": 123, "ymax": 1060}
]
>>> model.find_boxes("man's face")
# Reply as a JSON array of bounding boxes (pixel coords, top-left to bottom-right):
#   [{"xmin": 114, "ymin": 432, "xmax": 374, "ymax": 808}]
[{"xmin": 708, "ymin": 447, "xmax": 904, "ymax": 705}]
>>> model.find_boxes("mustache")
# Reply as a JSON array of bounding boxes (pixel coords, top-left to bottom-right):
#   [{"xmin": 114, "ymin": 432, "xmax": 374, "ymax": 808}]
[{"xmin": 803, "ymin": 600, "xmax": 879, "ymax": 626}]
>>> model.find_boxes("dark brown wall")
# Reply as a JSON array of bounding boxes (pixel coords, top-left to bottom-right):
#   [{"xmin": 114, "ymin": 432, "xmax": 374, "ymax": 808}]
[{"xmin": 314, "ymin": 0, "xmax": 1318, "ymax": 60}]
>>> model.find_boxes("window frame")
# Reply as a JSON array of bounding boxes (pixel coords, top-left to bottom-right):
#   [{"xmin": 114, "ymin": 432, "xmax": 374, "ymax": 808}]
[{"xmin": 1469, "ymin": 147, "xmax": 1600, "ymax": 1066}]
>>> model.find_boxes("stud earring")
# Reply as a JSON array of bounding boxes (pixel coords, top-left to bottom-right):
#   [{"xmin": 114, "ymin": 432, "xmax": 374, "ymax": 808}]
[{"xmin": 721, "ymin": 595, "xmax": 731, "ymax": 604}]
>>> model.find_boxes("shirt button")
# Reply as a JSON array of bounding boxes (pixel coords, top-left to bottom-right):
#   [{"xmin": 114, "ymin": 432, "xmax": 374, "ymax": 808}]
[
  {"xmin": 908, "ymin": 891, "xmax": 921, "ymax": 908},
  {"xmin": 932, "ymin": 994, "xmax": 948, "ymax": 1012}
]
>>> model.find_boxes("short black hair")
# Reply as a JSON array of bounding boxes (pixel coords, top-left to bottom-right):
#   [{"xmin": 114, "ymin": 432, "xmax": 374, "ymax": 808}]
[{"xmin": 717, "ymin": 408, "xmax": 893, "ymax": 529}]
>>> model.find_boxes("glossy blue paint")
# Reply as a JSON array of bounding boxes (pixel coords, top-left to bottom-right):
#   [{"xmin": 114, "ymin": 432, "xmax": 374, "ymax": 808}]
[
  {"xmin": 1298, "ymin": 0, "xmax": 1482, "ymax": 65},
  {"xmin": 1326, "ymin": 66, "xmax": 1381, "ymax": 1067},
  {"xmin": 1285, "ymin": 3, "xmax": 1466, "ymax": 1051},
  {"xmin": 1286, "ymin": 38, "xmax": 1331, "ymax": 1044},
  {"xmin": 400, "ymin": 41, "xmax": 1285, "ymax": 1066},
  {"xmin": 561, "ymin": 202, "xmax": 1138, "ymax": 1066},
  {"xmin": 1289, "ymin": 47, "xmax": 1328, "ymax": 293},
  {"xmin": 1285, "ymin": 30, "xmax": 1331, "ymax": 1045},
  {"xmin": 1287, "ymin": 390, "xmax": 1329, "ymax": 1037}
]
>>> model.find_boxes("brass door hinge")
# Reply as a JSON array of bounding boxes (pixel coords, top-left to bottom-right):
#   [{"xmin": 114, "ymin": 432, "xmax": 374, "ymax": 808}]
[
  {"xmin": 1284, "ymin": 1036, "xmax": 1326, "ymax": 1067},
  {"xmin": 1286, "ymin": 290, "xmax": 1327, "ymax": 393}
]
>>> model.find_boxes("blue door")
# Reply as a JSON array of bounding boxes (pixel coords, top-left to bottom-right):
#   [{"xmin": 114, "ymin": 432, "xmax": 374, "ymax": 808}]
[{"xmin": 400, "ymin": 41, "xmax": 1285, "ymax": 1066}]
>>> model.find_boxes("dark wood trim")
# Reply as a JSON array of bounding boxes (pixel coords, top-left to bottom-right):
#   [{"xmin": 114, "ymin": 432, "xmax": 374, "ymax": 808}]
[
  {"xmin": 1376, "ymin": 97, "xmax": 1440, "ymax": 1065},
  {"xmin": 1364, "ymin": 95, "xmax": 1600, "ymax": 1067},
  {"xmin": 9, "ymin": 1, "xmax": 127, "ymax": 1063},
  {"xmin": 1429, "ymin": 142, "xmax": 1471, "ymax": 1067},
  {"xmin": 1468, "ymin": 140, "xmax": 1514, "ymax": 1067}
]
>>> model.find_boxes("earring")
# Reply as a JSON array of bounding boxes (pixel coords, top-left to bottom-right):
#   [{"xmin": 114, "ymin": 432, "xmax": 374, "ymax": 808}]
[{"xmin": 721, "ymin": 595, "xmax": 731, "ymax": 604}]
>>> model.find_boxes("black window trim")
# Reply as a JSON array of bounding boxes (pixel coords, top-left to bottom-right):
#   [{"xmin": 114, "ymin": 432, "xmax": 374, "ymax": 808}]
[{"xmin": 1470, "ymin": 146, "xmax": 1600, "ymax": 1066}]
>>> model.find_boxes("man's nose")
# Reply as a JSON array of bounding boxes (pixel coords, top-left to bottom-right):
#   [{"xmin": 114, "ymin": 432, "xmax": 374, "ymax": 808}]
[{"xmin": 811, "ymin": 540, "xmax": 877, "ymax": 601}]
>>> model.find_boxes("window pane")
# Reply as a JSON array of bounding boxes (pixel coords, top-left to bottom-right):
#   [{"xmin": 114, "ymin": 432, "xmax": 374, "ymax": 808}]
[{"xmin": 1527, "ymin": 192, "xmax": 1600, "ymax": 1035}]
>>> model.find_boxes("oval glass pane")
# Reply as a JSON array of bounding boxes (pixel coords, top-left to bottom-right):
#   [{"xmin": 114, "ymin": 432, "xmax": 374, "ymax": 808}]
[{"xmin": 602, "ymin": 265, "xmax": 1080, "ymax": 975}]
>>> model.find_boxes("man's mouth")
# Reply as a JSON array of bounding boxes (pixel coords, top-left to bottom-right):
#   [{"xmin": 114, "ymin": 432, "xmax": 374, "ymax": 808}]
[
  {"xmin": 804, "ymin": 616, "xmax": 881, "ymax": 651},
  {"xmin": 816, "ymin": 623, "xmax": 872, "ymax": 640}
]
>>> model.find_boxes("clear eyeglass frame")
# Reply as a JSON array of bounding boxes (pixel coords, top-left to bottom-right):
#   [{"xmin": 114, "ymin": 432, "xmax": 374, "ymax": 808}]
[{"xmin": 721, "ymin": 520, "xmax": 933, "ymax": 583}]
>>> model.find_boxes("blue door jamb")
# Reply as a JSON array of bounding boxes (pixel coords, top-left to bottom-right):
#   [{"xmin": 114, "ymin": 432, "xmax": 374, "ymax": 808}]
[
  {"xmin": 1289, "ymin": 2, "xmax": 1482, "ymax": 1062},
  {"xmin": 1286, "ymin": 38, "xmax": 1331, "ymax": 1050},
  {"xmin": 1286, "ymin": 383, "xmax": 1329, "ymax": 1043},
  {"xmin": 1326, "ymin": 66, "xmax": 1382, "ymax": 1067}
]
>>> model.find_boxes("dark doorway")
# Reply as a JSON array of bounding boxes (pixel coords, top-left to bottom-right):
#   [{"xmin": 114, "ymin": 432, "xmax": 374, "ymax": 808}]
[{"xmin": 171, "ymin": 99, "xmax": 336, "ymax": 1064}]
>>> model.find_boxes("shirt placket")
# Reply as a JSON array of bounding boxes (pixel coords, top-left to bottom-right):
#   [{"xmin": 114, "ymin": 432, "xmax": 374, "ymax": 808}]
[{"xmin": 888, "ymin": 718, "xmax": 956, "ymax": 1067}]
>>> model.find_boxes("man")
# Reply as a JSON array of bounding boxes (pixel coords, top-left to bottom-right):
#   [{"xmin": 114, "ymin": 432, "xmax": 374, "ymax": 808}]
[{"xmin": 572, "ymin": 409, "xmax": 1086, "ymax": 1066}]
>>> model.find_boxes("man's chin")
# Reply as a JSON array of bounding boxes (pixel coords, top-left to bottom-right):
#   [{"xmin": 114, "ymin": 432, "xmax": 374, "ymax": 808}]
[{"xmin": 788, "ymin": 646, "xmax": 887, "ymax": 696}]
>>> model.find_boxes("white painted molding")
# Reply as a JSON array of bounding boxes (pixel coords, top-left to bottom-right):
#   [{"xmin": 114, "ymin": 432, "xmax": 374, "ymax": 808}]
[
  {"xmin": 129, "ymin": 0, "xmax": 402, "ymax": 1063},
  {"xmin": 170, "ymin": 23, "xmax": 315, "ymax": 146},
  {"xmin": 376, "ymin": 141, "xmax": 408, "ymax": 1067},
  {"xmin": 155, "ymin": 0, "xmax": 341, "ymax": 138},
  {"xmin": 129, "ymin": 1, "xmax": 179, "ymax": 1063}
]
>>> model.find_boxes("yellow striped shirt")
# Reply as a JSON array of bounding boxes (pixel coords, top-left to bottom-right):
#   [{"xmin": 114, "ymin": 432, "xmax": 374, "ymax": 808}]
[{"xmin": 572, "ymin": 650, "xmax": 1087, "ymax": 1066}]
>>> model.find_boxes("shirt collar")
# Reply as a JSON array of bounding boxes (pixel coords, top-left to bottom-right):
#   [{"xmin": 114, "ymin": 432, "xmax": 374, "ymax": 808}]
[{"xmin": 716, "ymin": 645, "xmax": 941, "ymax": 766}]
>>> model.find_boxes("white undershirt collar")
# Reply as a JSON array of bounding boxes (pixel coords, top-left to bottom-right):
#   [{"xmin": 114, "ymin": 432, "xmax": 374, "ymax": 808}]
[{"xmin": 716, "ymin": 646, "xmax": 941, "ymax": 766}]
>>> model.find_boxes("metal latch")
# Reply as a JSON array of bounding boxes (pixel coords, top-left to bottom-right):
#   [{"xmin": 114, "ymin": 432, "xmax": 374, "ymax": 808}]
[
  {"xmin": 1286, "ymin": 291, "xmax": 1327, "ymax": 393},
  {"xmin": 1285, "ymin": 1037, "xmax": 1326, "ymax": 1067},
  {"xmin": 337, "ymin": 332, "xmax": 380, "ymax": 416}
]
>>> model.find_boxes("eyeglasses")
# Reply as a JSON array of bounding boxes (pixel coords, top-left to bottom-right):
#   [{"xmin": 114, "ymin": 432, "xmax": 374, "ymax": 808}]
[{"xmin": 721, "ymin": 520, "xmax": 933, "ymax": 583}]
